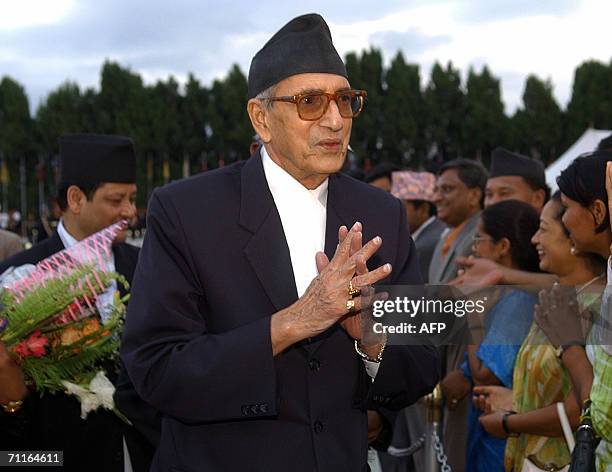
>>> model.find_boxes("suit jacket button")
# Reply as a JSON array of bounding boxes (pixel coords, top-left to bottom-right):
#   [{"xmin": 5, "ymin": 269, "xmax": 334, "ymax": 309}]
[
  {"xmin": 308, "ymin": 358, "xmax": 321, "ymax": 371},
  {"xmin": 314, "ymin": 420, "xmax": 324, "ymax": 434}
]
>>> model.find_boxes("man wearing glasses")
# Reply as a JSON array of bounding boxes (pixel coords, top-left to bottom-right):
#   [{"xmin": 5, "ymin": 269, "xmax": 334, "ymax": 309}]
[
  {"xmin": 121, "ymin": 14, "xmax": 438, "ymax": 471},
  {"xmin": 430, "ymin": 158, "xmax": 487, "ymax": 472}
]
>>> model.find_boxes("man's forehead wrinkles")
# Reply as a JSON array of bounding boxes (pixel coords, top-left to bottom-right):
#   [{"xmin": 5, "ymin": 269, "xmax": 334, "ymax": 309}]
[
  {"xmin": 291, "ymin": 86, "xmax": 352, "ymax": 94},
  {"xmin": 277, "ymin": 74, "xmax": 350, "ymax": 94}
]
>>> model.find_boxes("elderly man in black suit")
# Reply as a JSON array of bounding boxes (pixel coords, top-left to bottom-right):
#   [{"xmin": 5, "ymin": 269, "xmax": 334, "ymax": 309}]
[
  {"xmin": 0, "ymin": 134, "xmax": 154, "ymax": 472},
  {"xmin": 121, "ymin": 14, "xmax": 439, "ymax": 472}
]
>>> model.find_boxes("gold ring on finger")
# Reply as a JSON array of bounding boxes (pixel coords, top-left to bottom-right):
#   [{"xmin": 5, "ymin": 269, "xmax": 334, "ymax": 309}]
[
  {"xmin": 348, "ymin": 280, "xmax": 361, "ymax": 298},
  {"xmin": 346, "ymin": 299, "xmax": 356, "ymax": 312}
]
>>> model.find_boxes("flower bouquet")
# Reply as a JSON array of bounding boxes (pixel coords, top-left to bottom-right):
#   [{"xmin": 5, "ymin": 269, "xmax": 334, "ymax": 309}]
[{"xmin": 0, "ymin": 221, "xmax": 131, "ymax": 421}]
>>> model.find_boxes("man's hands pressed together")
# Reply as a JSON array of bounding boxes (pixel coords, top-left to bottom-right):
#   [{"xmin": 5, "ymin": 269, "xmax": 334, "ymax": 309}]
[{"xmin": 271, "ymin": 221, "xmax": 391, "ymax": 356}]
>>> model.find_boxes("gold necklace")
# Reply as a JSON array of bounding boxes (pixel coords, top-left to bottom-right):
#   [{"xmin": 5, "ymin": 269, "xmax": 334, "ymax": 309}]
[{"xmin": 576, "ymin": 273, "xmax": 605, "ymax": 294}]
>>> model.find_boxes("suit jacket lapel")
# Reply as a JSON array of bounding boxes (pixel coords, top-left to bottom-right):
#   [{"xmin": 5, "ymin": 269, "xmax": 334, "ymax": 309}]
[
  {"xmin": 240, "ymin": 151, "xmax": 298, "ymax": 313},
  {"xmin": 324, "ymin": 176, "xmax": 344, "ymax": 261},
  {"xmin": 435, "ymin": 213, "xmax": 479, "ymax": 282},
  {"xmin": 47, "ymin": 231, "xmax": 66, "ymax": 255},
  {"xmin": 113, "ymin": 244, "xmax": 137, "ymax": 298}
]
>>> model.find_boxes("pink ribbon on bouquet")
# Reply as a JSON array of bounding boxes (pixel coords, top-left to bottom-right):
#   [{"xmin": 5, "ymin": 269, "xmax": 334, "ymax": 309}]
[{"xmin": 5, "ymin": 220, "xmax": 128, "ymax": 302}]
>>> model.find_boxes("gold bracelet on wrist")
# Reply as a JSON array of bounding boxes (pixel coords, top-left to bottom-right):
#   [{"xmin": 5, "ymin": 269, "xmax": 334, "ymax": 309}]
[
  {"xmin": 1, "ymin": 400, "xmax": 24, "ymax": 414},
  {"xmin": 354, "ymin": 339, "xmax": 386, "ymax": 363}
]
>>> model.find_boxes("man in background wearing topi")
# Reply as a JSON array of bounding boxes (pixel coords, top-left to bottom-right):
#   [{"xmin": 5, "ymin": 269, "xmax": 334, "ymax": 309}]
[
  {"xmin": 121, "ymin": 13, "xmax": 438, "ymax": 472},
  {"xmin": 485, "ymin": 146, "xmax": 549, "ymax": 212},
  {"xmin": 0, "ymin": 134, "xmax": 155, "ymax": 472},
  {"xmin": 391, "ymin": 170, "xmax": 446, "ymax": 284}
]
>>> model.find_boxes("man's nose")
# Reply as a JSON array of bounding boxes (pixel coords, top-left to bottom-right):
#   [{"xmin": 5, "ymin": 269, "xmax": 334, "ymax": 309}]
[
  {"xmin": 121, "ymin": 201, "xmax": 137, "ymax": 220},
  {"xmin": 319, "ymin": 99, "xmax": 343, "ymax": 131}
]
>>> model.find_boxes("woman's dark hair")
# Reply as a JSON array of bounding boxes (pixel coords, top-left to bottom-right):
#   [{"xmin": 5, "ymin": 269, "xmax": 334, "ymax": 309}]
[
  {"xmin": 556, "ymin": 150, "xmax": 612, "ymax": 233},
  {"xmin": 481, "ymin": 200, "xmax": 541, "ymax": 272},
  {"xmin": 548, "ymin": 191, "xmax": 606, "ymax": 275},
  {"xmin": 548, "ymin": 191, "xmax": 569, "ymax": 237}
]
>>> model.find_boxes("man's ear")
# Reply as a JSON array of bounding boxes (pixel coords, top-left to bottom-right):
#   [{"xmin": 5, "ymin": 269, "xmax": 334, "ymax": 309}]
[
  {"xmin": 533, "ymin": 189, "xmax": 546, "ymax": 210},
  {"xmin": 66, "ymin": 185, "xmax": 86, "ymax": 215},
  {"xmin": 247, "ymin": 99, "xmax": 272, "ymax": 143},
  {"xmin": 468, "ymin": 187, "xmax": 482, "ymax": 210}
]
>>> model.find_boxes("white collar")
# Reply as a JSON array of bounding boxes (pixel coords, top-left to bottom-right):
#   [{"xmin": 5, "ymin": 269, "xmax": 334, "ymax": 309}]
[
  {"xmin": 261, "ymin": 146, "xmax": 328, "ymax": 206},
  {"xmin": 411, "ymin": 215, "xmax": 436, "ymax": 241},
  {"xmin": 57, "ymin": 219, "xmax": 79, "ymax": 248}
]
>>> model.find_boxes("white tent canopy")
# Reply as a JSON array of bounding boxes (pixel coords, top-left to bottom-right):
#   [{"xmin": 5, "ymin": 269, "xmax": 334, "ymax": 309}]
[{"xmin": 546, "ymin": 128, "xmax": 612, "ymax": 192}]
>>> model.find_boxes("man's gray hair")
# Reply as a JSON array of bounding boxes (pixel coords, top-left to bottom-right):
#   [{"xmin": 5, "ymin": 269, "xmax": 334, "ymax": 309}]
[{"xmin": 255, "ymin": 84, "xmax": 277, "ymax": 109}]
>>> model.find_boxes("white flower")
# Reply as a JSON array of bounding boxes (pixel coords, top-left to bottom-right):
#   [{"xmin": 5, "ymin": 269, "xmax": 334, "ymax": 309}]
[
  {"xmin": 89, "ymin": 371, "xmax": 115, "ymax": 410},
  {"xmin": 62, "ymin": 371, "xmax": 116, "ymax": 419}
]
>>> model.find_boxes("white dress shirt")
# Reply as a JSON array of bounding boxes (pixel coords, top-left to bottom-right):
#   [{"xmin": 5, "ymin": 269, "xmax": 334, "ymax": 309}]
[{"xmin": 261, "ymin": 147, "xmax": 379, "ymax": 377}]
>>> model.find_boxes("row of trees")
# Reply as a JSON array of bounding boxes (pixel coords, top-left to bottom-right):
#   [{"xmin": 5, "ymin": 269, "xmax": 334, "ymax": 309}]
[{"xmin": 1, "ymin": 50, "xmax": 612, "ymax": 217}]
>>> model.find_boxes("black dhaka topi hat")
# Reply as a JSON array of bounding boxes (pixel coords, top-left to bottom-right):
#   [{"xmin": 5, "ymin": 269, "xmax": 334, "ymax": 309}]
[
  {"xmin": 489, "ymin": 147, "xmax": 546, "ymax": 189},
  {"xmin": 59, "ymin": 133, "xmax": 137, "ymax": 188},
  {"xmin": 247, "ymin": 13, "xmax": 348, "ymax": 99}
]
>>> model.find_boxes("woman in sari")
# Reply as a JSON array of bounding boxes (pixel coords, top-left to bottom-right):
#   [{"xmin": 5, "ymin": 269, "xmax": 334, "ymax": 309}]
[
  {"xmin": 477, "ymin": 191, "xmax": 606, "ymax": 471},
  {"xmin": 535, "ymin": 152, "xmax": 612, "ymax": 471},
  {"xmin": 459, "ymin": 200, "xmax": 540, "ymax": 471}
]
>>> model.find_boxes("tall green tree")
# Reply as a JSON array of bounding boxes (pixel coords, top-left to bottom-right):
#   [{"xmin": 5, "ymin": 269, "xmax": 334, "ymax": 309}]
[
  {"xmin": 36, "ymin": 82, "xmax": 87, "ymax": 151},
  {"xmin": 511, "ymin": 75, "xmax": 562, "ymax": 164},
  {"xmin": 0, "ymin": 76, "xmax": 34, "ymax": 215},
  {"xmin": 564, "ymin": 60, "xmax": 612, "ymax": 148},
  {"xmin": 97, "ymin": 61, "xmax": 150, "ymax": 151},
  {"xmin": 146, "ymin": 77, "xmax": 184, "ymax": 184},
  {"xmin": 381, "ymin": 52, "xmax": 424, "ymax": 168},
  {"xmin": 345, "ymin": 48, "xmax": 384, "ymax": 166},
  {"xmin": 461, "ymin": 66, "xmax": 507, "ymax": 165},
  {"xmin": 181, "ymin": 74, "xmax": 209, "ymax": 161},
  {"xmin": 424, "ymin": 61, "xmax": 465, "ymax": 161},
  {"xmin": 0, "ymin": 76, "xmax": 33, "ymax": 156},
  {"xmin": 207, "ymin": 64, "xmax": 251, "ymax": 165}
]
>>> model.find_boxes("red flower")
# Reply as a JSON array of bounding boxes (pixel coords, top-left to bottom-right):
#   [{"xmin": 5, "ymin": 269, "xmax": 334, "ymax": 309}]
[
  {"xmin": 11, "ymin": 341, "xmax": 30, "ymax": 359},
  {"xmin": 11, "ymin": 330, "xmax": 49, "ymax": 359}
]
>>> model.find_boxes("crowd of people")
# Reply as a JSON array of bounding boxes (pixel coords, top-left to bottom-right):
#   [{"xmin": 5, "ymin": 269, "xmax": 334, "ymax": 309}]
[
  {"xmin": 0, "ymin": 12, "xmax": 610, "ymax": 472},
  {"xmin": 357, "ymin": 134, "xmax": 612, "ymax": 472}
]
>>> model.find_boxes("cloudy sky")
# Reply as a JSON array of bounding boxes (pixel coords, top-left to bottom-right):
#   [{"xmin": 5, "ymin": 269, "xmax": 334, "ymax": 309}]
[{"xmin": 1, "ymin": 0, "xmax": 610, "ymax": 115}]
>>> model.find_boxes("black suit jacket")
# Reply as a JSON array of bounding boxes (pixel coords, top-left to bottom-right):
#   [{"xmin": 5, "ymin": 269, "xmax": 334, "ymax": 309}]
[
  {"xmin": 0, "ymin": 232, "xmax": 155, "ymax": 472},
  {"xmin": 121, "ymin": 152, "xmax": 439, "ymax": 472}
]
